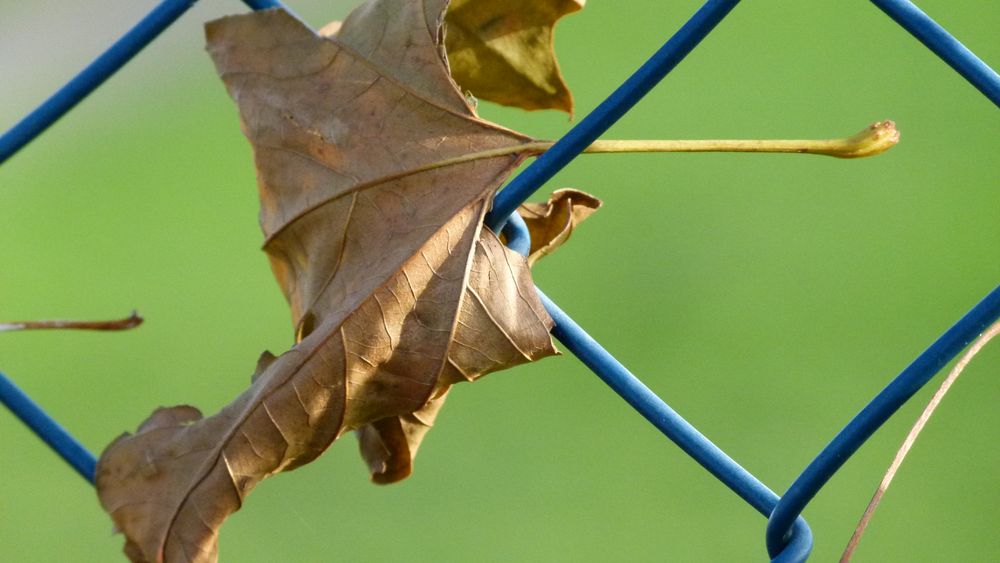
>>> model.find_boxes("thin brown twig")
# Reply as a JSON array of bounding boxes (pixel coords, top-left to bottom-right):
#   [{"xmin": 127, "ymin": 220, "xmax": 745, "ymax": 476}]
[
  {"xmin": 0, "ymin": 310, "xmax": 143, "ymax": 332},
  {"xmin": 840, "ymin": 319, "xmax": 1000, "ymax": 562}
]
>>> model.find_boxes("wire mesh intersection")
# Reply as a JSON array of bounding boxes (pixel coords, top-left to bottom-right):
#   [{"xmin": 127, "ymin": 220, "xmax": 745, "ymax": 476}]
[{"xmin": 1, "ymin": 1, "xmax": 998, "ymax": 561}]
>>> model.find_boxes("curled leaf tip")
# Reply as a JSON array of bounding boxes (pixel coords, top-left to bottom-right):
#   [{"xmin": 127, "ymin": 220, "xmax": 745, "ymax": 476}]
[
  {"xmin": 833, "ymin": 120, "xmax": 900, "ymax": 158},
  {"xmin": 516, "ymin": 189, "xmax": 602, "ymax": 267}
]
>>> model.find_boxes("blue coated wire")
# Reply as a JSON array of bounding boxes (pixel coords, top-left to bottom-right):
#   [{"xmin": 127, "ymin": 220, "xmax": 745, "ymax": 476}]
[
  {"xmin": 537, "ymin": 287, "xmax": 814, "ymax": 563},
  {"xmin": 869, "ymin": 0, "xmax": 1000, "ymax": 107},
  {"xmin": 0, "ymin": 0, "xmax": 197, "ymax": 165},
  {"xmin": 0, "ymin": 371, "xmax": 97, "ymax": 484},
  {"xmin": 483, "ymin": 0, "xmax": 741, "ymax": 232},
  {"xmin": 241, "ymin": 0, "xmax": 286, "ymax": 9},
  {"xmin": 765, "ymin": 284, "xmax": 1000, "ymax": 557},
  {"xmin": 500, "ymin": 213, "xmax": 532, "ymax": 256},
  {"xmin": 502, "ymin": 214, "xmax": 814, "ymax": 561},
  {"xmin": 0, "ymin": 0, "xmax": 288, "ymax": 166}
]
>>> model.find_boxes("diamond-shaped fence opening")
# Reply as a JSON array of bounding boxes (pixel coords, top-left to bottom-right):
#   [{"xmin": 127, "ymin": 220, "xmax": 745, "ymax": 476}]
[{"xmin": 1, "ymin": 1, "xmax": 997, "ymax": 561}]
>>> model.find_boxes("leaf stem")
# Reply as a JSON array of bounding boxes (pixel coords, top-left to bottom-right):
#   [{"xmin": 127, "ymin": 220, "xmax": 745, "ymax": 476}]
[
  {"xmin": 579, "ymin": 120, "xmax": 899, "ymax": 158},
  {"xmin": 840, "ymin": 319, "xmax": 1000, "ymax": 562},
  {"xmin": 0, "ymin": 311, "xmax": 143, "ymax": 333},
  {"xmin": 430, "ymin": 121, "xmax": 899, "ymax": 175}
]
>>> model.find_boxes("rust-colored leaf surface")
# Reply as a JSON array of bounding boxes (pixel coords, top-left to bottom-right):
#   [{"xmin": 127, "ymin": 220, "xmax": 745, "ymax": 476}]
[
  {"xmin": 95, "ymin": 2, "xmax": 597, "ymax": 562},
  {"xmin": 443, "ymin": 0, "xmax": 584, "ymax": 113}
]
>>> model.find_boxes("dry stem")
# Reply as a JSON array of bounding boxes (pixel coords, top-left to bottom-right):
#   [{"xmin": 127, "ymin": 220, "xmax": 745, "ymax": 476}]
[{"xmin": 840, "ymin": 319, "xmax": 1000, "ymax": 562}]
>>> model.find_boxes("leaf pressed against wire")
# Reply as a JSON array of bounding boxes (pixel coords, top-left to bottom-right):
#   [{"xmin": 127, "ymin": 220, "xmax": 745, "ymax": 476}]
[
  {"xmin": 94, "ymin": 2, "xmax": 598, "ymax": 562},
  {"xmin": 359, "ymin": 187, "xmax": 601, "ymax": 483}
]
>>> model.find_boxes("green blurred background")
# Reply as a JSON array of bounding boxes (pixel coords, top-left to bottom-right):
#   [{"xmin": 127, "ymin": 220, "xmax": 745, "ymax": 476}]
[{"xmin": 1, "ymin": 1, "xmax": 998, "ymax": 561}]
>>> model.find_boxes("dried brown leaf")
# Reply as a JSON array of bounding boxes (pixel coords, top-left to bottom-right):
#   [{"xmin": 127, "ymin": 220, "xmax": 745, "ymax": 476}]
[
  {"xmin": 356, "ymin": 188, "xmax": 601, "ymax": 481},
  {"xmin": 517, "ymin": 188, "xmax": 601, "ymax": 267},
  {"xmin": 444, "ymin": 0, "xmax": 583, "ymax": 113},
  {"xmin": 95, "ymin": 2, "xmax": 596, "ymax": 562}
]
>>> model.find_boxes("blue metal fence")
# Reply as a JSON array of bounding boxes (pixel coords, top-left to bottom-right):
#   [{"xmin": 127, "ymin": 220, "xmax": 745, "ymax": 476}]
[{"xmin": 2, "ymin": 1, "xmax": 998, "ymax": 561}]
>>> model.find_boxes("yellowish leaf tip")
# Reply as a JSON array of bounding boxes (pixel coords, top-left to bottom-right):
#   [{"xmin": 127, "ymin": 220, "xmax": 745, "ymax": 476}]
[{"xmin": 832, "ymin": 120, "xmax": 900, "ymax": 158}]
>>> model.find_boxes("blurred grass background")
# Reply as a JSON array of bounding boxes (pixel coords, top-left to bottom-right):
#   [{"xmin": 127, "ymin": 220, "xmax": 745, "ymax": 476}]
[{"xmin": 1, "ymin": 1, "xmax": 998, "ymax": 561}]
